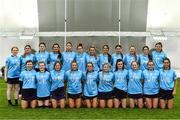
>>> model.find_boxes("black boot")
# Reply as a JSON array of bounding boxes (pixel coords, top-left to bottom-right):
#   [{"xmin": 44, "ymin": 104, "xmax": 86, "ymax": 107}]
[
  {"xmin": 15, "ymin": 99, "xmax": 18, "ymax": 106},
  {"xmin": 8, "ymin": 100, "xmax": 13, "ymax": 106}
]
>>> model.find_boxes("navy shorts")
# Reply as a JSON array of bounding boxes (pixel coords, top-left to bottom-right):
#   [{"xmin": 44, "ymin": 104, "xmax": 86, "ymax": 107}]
[
  {"xmin": 83, "ymin": 95, "xmax": 98, "ymax": 100},
  {"xmin": 128, "ymin": 93, "xmax": 143, "ymax": 99},
  {"xmin": 159, "ymin": 88, "xmax": 174, "ymax": 100},
  {"xmin": 113, "ymin": 87, "xmax": 127, "ymax": 99},
  {"xmin": 68, "ymin": 93, "xmax": 82, "ymax": 99},
  {"xmin": 144, "ymin": 94, "xmax": 159, "ymax": 98},
  {"xmin": 98, "ymin": 91, "xmax": 113, "ymax": 100},
  {"xmin": 37, "ymin": 96, "xmax": 50, "ymax": 101},
  {"xmin": 22, "ymin": 88, "xmax": 37, "ymax": 101},
  {"xmin": 7, "ymin": 78, "xmax": 19, "ymax": 84},
  {"xmin": 51, "ymin": 87, "xmax": 65, "ymax": 100}
]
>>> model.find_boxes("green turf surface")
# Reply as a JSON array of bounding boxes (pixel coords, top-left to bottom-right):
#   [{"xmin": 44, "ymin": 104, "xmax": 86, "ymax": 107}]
[{"xmin": 0, "ymin": 78, "xmax": 179, "ymax": 119}]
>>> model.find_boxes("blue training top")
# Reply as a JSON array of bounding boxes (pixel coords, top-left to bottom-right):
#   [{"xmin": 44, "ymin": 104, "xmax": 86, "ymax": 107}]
[
  {"xmin": 98, "ymin": 71, "xmax": 114, "ymax": 92},
  {"xmin": 19, "ymin": 69, "xmax": 36, "ymax": 89},
  {"xmin": 6, "ymin": 55, "xmax": 21, "ymax": 78},
  {"xmin": 84, "ymin": 71, "xmax": 98, "ymax": 97},
  {"xmin": 50, "ymin": 70, "xmax": 65, "ymax": 91},
  {"xmin": 114, "ymin": 69, "xmax": 128, "ymax": 92},
  {"xmin": 143, "ymin": 69, "xmax": 160, "ymax": 95},
  {"xmin": 159, "ymin": 69, "xmax": 177, "ymax": 90},
  {"xmin": 128, "ymin": 69, "xmax": 143, "ymax": 94},
  {"xmin": 36, "ymin": 71, "xmax": 51, "ymax": 97},
  {"xmin": 65, "ymin": 70, "xmax": 84, "ymax": 94},
  {"xmin": 62, "ymin": 51, "xmax": 76, "ymax": 72}
]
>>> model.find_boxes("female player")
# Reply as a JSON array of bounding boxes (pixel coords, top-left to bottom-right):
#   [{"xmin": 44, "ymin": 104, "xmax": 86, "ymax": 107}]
[
  {"xmin": 139, "ymin": 46, "xmax": 152, "ymax": 70},
  {"xmin": 114, "ymin": 59, "xmax": 128, "ymax": 108},
  {"xmin": 49, "ymin": 43, "xmax": 62, "ymax": 71},
  {"xmin": 20, "ymin": 45, "xmax": 35, "ymax": 71},
  {"xmin": 98, "ymin": 45, "xmax": 111, "ymax": 71},
  {"xmin": 86, "ymin": 46, "xmax": 99, "ymax": 72},
  {"xmin": 111, "ymin": 45, "xmax": 124, "ymax": 72},
  {"xmin": 128, "ymin": 61, "xmax": 143, "ymax": 108},
  {"xmin": 75, "ymin": 43, "xmax": 87, "ymax": 72},
  {"xmin": 83, "ymin": 62, "xmax": 98, "ymax": 108},
  {"xmin": 20, "ymin": 45, "xmax": 35, "ymax": 98},
  {"xmin": 98, "ymin": 63, "xmax": 114, "ymax": 108},
  {"xmin": 124, "ymin": 45, "xmax": 139, "ymax": 70},
  {"xmin": 159, "ymin": 58, "xmax": 177, "ymax": 109},
  {"xmin": 62, "ymin": 42, "xmax": 76, "ymax": 71},
  {"xmin": 5, "ymin": 46, "xmax": 20, "ymax": 106},
  {"xmin": 65, "ymin": 61, "xmax": 84, "ymax": 108},
  {"xmin": 36, "ymin": 61, "xmax": 51, "ymax": 108},
  {"xmin": 152, "ymin": 42, "xmax": 167, "ymax": 70},
  {"xmin": 34, "ymin": 42, "xmax": 50, "ymax": 70},
  {"xmin": 50, "ymin": 61, "xmax": 65, "ymax": 108},
  {"xmin": 20, "ymin": 60, "xmax": 36, "ymax": 109},
  {"xmin": 142, "ymin": 60, "xmax": 159, "ymax": 109}
]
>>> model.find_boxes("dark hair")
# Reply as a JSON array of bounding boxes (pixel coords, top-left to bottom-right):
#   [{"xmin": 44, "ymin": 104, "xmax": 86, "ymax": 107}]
[
  {"xmin": 39, "ymin": 42, "xmax": 46, "ymax": 47},
  {"xmin": 53, "ymin": 61, "xmax": 62, "ymax": 71},
  {"xmin": 77, "ymin": 43, "xmax": 83, "ymax": 49},
  {"xmin": 115, "ymin": 59, "xmax": 125, "ymax": 71},
  {"xmin": 115, "ymin": 44, "xmax": 123, "ymax": 60},
  {"xmin": 155, "ymin": 42, "xmax": 163, "ymax": 52},
  {"xmin": 11, "ymin": 46, "xmax": 19, "ymax": 51},
  {"xmin": 66, "ymin": 42, "xmax": 72, "ymax": 46},
  {"xmin": 86, "ymin": 62, "xmax": 94, "ymax": 77},
  {"xmin": 103, "ymin": 45, "xmax": 111, "ymax": 63},
  {"xmin": 25, "ymin": 60, "xmax": 33, "ymax": 65},
  {"xmin": 163, "ymin": 58, "xmax": 171, "ymax": 70},
  {"xmin": 142, "ymin": 46, "xmax": 152, "ymax": 61},
  {"xmin": 52, "ymin": 43, "xmax": 62, "ymax": 63},
  {"xmin": 129, "ymin": 45, "xmax": 137, "ymax": 61},
  {"xmin": 24, "ymin": 45, "xmax": 31, "ymax": 50}
]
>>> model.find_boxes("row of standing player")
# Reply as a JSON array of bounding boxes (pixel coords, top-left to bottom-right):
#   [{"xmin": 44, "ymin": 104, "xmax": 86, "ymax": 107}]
[
  {"xmin": 19, "ymin": 58, "xmax": 177, "ymax": 109},
  {"xmin": 5, "ymin": 41, "xmax": 167, "ymax": 73},
  {"xmin": 4, "ymin": 42, "xmax": 176, "ymax": 108}
]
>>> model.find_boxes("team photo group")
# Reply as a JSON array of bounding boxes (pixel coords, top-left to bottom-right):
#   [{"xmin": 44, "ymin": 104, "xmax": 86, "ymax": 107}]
[{"xmin": 4, "ymin": 41, "xmax": 177, "ymax": 109}]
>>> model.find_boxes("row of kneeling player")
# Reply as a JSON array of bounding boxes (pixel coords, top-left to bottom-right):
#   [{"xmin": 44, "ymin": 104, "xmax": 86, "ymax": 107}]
[{"xmin": 17, "ymin": 58, "xmax": 177, "ymax": 109}]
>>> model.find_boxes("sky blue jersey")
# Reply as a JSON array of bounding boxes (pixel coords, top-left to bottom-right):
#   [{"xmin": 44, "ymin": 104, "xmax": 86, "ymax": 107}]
[
  {"xmin": 50, "ymin": 70, "xmax": 65, "ymax": 91},
  {"xmin": 159, "ymin": 69, "xmax": 177, "ymax": 90},
  {"xmin": 20, "ymin": 54, "xmax": 35, "ymax": 71},
  {"xmin": 128, "ymin": 69, "xmax": 143, "ymax": 94},
  {"xmin": 139, "ymin": 54, "xmax": 149, "ymax": 71},
  {"xmin": 152, "ymin": 51, "xmax": 167, "ymax": 70},
  {"xmin": 49, "ymin": 52, "xmax": 62, "ymax": 71},
  {"xmin": 98, "ymin": 54, "xmax": 110, "ymax": 70},
  {"xmin": 84, "ymin": 71, "xmax": 98, "ymax": 97},
  {"xmin": 65, "ymin": 70, "xmax": 84, "ymax": 94},
  {"xmin": 6, "ymin": 55, "xmax": 21, "ymax": 78},
  {"xmin": 124, "ymin": 54, "xmax": 139, "ymax": 70},
  {"xmin": 142, "ymin": 69, "xmax": 160, "ymax": 95},
  {"xmin": 34, "ymin": 51, "xmax": 50, "ymax": 69},
  {"xmin": 114, "ymin": 69, "xmax": 128, "ymax": 92},
  {"xmin": 98, "ymin": 71, "xmax": 114, "ymax": 92},
  {"xmin": 62, "ymin": 51, "xmax": 76, "ymax": 72},
  {"xmin": 111, "ymin": 53, "xmax": 124, "ymax": 72},
  {"xmin": 75, "ymin": 52, "xmax": 87, "ymax": 72},
  {"xmin": 36, "ymin": 71, "xmax": 51, "ymax": 97},
  {"xmin": 19, "ymin": 69, "xmax": 36, "ymax": 89},
  {"xmin": 86, "ymin": 54, "xmax": 99, "ymax": 72}
]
